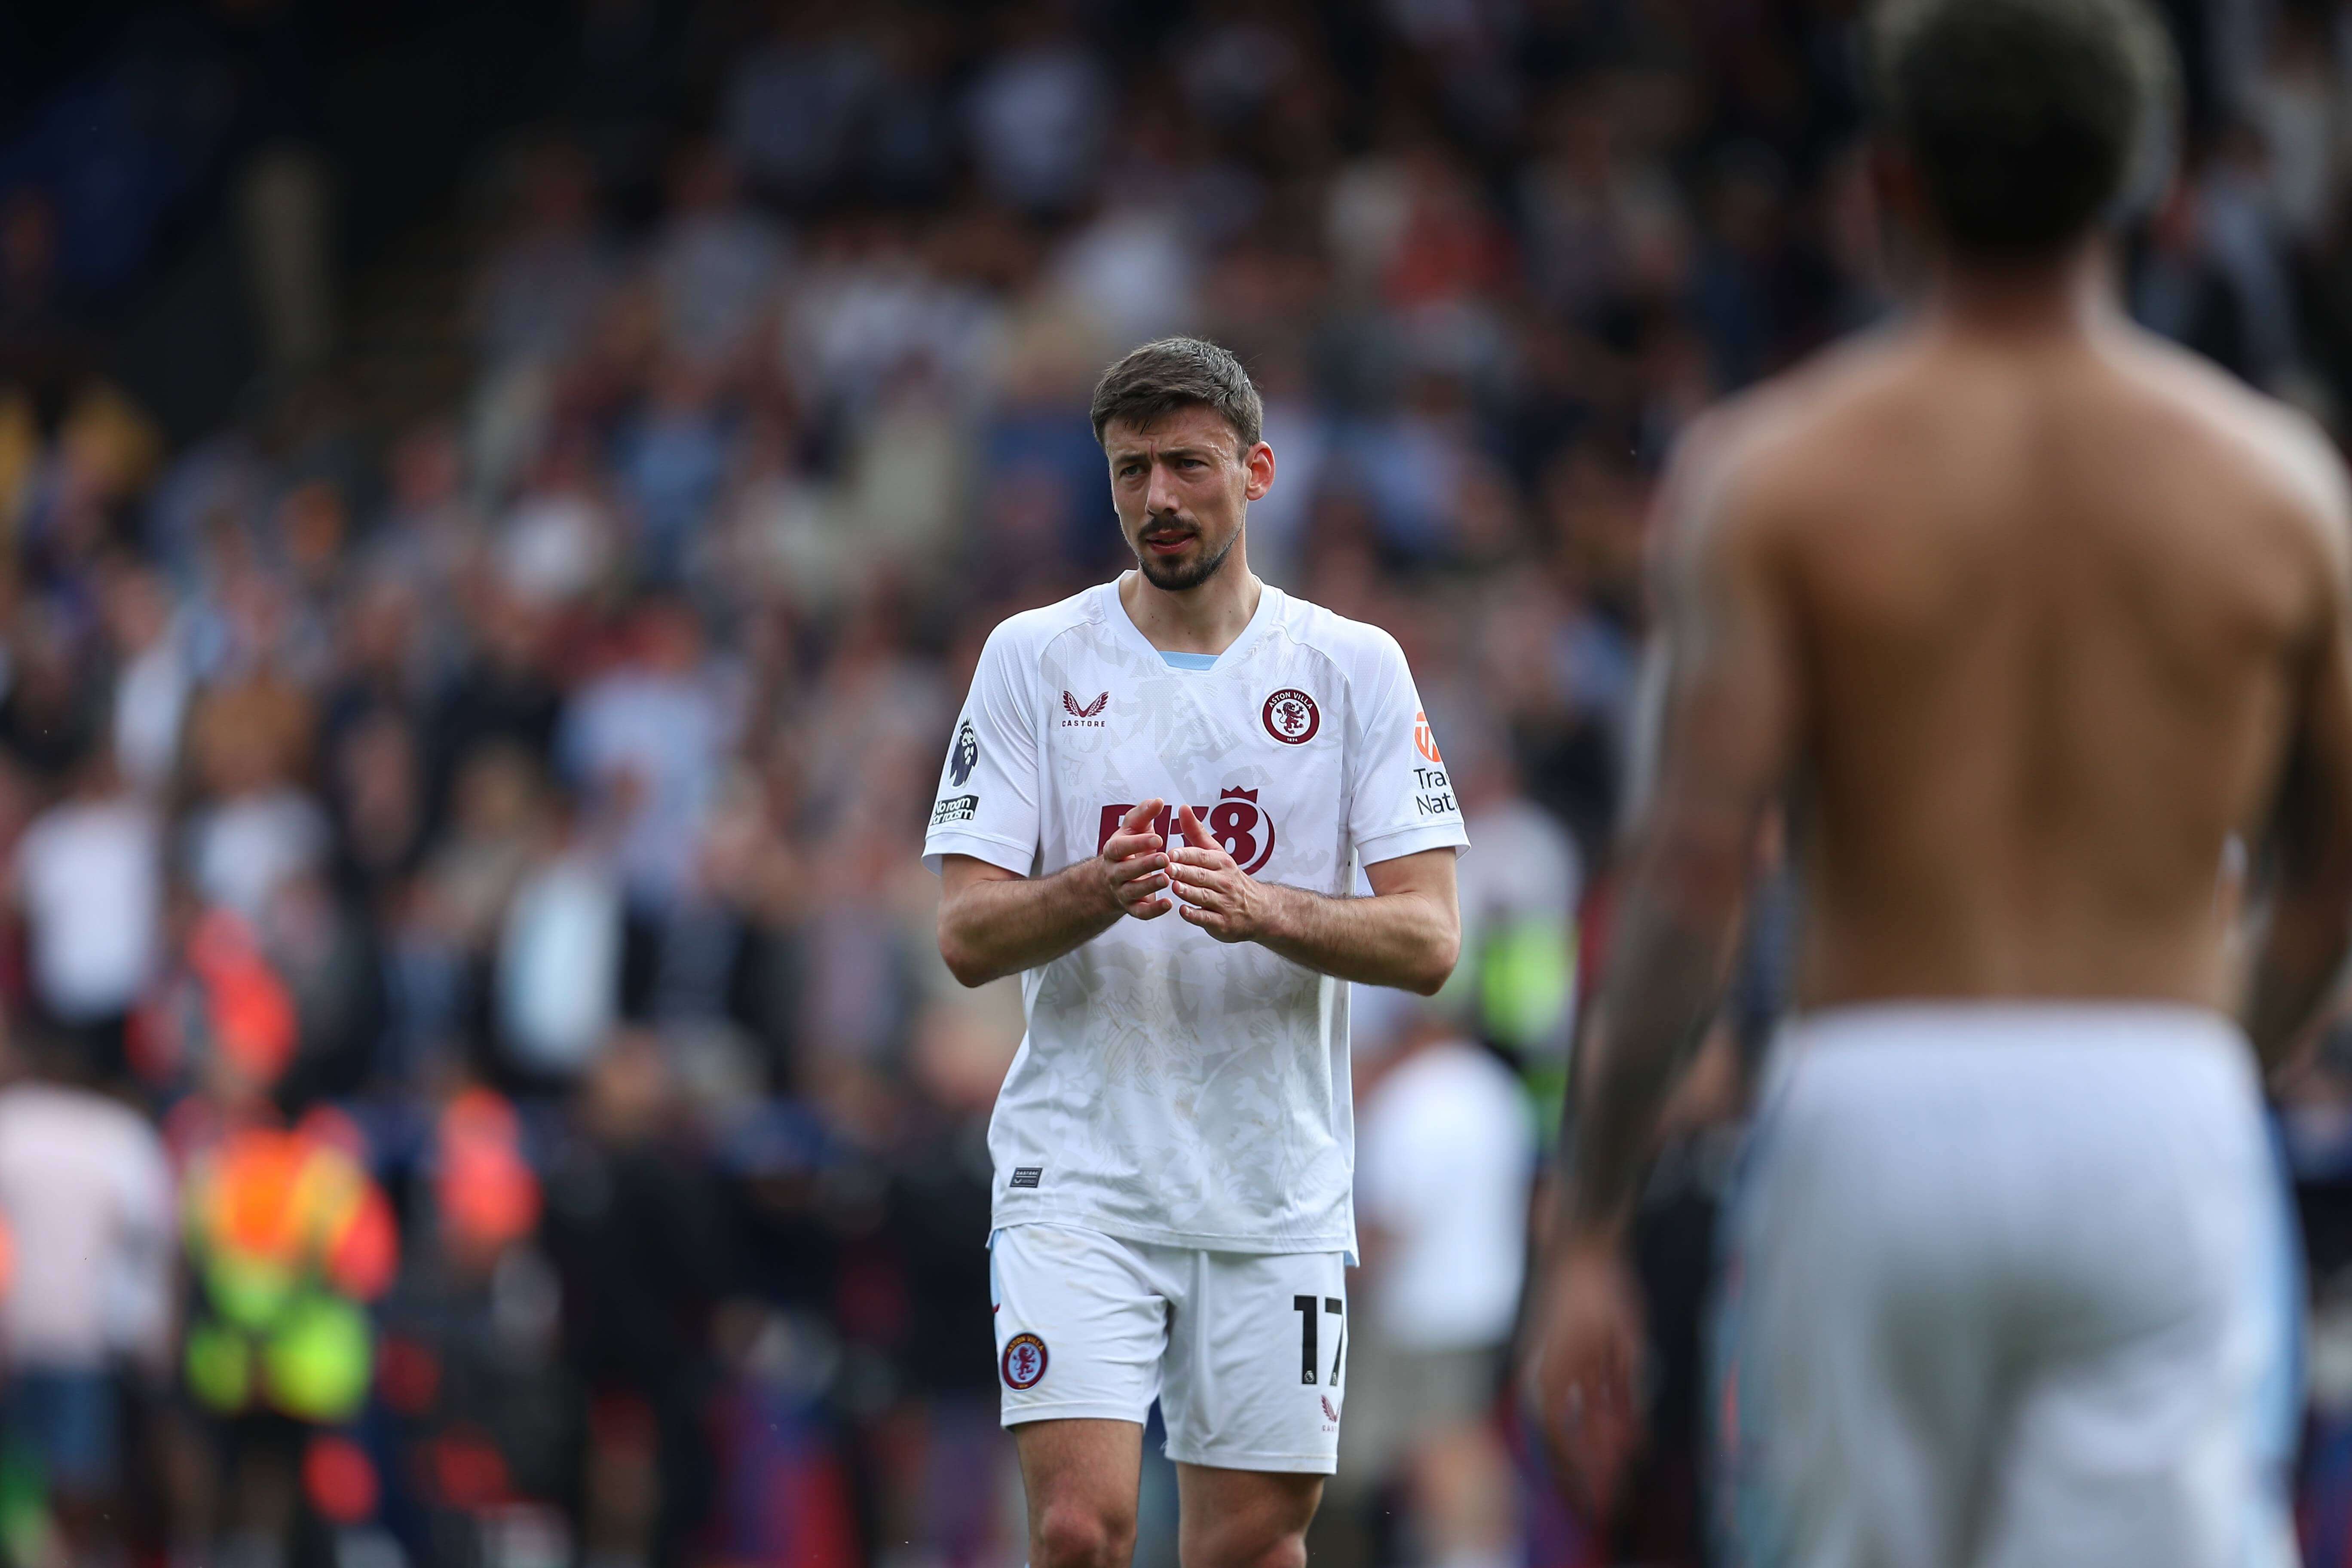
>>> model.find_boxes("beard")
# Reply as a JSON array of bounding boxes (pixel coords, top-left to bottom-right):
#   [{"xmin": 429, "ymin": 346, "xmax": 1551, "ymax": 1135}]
[{"xmin": 1133, "ymin": 525, "xmax": 1238, "ymax": 592}]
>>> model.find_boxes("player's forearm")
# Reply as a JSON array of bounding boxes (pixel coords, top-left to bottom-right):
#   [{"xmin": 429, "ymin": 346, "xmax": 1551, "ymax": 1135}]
[
  {"xmin": 1252, "ymin": 884, "xmax": 1460, "ymax": 995},
  {"xmin": 2242, "ymin": 742, "xmax": 2352, "ymax": 1073},
  {"xmin": 1559, "ymin": 838, "xmax": 1747, "ymax": 1246},
  {"xmin": 938, "ymin": 861, "xmax": 1121, "ymax": 986},
  {"xmin": 2242, "ymin": 882, "xmax": 2352, "ymax": 1074}
]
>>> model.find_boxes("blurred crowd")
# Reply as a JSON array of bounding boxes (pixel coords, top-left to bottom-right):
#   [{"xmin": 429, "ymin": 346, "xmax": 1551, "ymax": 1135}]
[{"xmin": 0, "ymin": 1, "xmax": 2346, "ymax": 1566}]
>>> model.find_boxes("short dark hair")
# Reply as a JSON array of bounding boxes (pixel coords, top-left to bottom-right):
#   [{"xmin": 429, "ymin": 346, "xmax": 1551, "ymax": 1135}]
[
  {"xmin": 1089, "ymin": 337, "xmax": 1264, "ymax": 452},
  {"xmin": 1871, "ymin": 0, "xmax": 2174, "ymax": 257}
]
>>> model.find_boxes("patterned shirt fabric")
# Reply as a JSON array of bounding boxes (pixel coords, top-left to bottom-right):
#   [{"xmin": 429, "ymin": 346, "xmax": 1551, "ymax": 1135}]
[{"xmin": 925, "ymin": 579, "xmax": 1469, "ymax": 1257}]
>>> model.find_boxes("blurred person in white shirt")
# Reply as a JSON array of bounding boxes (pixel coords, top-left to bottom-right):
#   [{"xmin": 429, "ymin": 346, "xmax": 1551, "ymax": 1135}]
[
  {"xmin": 559, "ymin": 594, "xmax": 739, "ymax": 917},
  {"xmin": 179, "ymin": 673, "xmax": 330, "ymax": 927},
  {"xmin": 11, "ymin": 747, "xmax": 163, "ymax": 1080},
  {"xmin": 1341, "ymin": 998, "xmax": 1537, "ymax": 1568},
  {"xmin": 0, "ymin": 1027, "xmax": 175, "ymax": 1559},
  {"xmin": 496, "ymin": 782, "xmax": 624, "ymax": 1089}
]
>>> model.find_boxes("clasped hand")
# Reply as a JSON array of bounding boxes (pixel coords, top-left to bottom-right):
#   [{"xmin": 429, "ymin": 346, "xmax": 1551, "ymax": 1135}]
[{"xmin": 1096, "ymin": 799, "xmax": 1268, "ymax": 942}]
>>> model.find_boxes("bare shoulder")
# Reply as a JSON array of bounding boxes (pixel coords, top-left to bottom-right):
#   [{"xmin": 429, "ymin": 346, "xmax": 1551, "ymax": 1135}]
[
  {"xmin": 1651, "ymin": 329, "xmax": 1917, "ymax": 560},
  {"xmin": 2124, "ymin": 331, "xmax": 2352, "ymax": 558}
]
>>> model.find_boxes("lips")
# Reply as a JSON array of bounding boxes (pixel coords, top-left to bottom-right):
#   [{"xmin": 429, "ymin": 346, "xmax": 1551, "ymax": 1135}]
[{"xmin": 1143, "ymin": 530, "xmax": 1195, "ymax": 555}]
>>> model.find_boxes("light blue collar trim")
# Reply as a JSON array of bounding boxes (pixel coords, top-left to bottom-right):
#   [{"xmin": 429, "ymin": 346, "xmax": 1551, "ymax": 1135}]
[{"xmin": 1159, "ymin": 650, "xmax": 1220, "ymax": 671}]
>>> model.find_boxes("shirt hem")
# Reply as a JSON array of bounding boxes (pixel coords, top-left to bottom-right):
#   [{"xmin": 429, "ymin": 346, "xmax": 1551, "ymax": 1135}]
[
  {"xmin": 1355, "ymin": 824, "xmax": 1470, "ymax": 864},
  {"xmin": 990, "ymin": 1208, "xmax": 1357, "ymax": 1260},
  {"xmin": 924, "ymin": 830, "xmax": 1033, "ymax": 876}
]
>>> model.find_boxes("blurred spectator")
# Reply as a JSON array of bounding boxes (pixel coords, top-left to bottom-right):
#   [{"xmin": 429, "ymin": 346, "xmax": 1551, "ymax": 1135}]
[
  {"xmin": 12, "ymin": 748, "xmax": 162, "ymax": 1077},
  {"xmin": 472, "ymin": 140, "xmax": 616, "ymax": 375},
  {"xmin": 496, "ymin": 435, "xmax": 622, "ymax": 612},
  {"xmin": 614, "ymin": 358, "xmax": 732, "ymax": 583},
  {"xmin": 103, "ymin": 557, "xmax": 194, "ymax": 798},
  {"xmin": 864, "ymin": 997, "xmax": 1021, "ymax": 1564},
  {"xmin": 963, "ymin": 10, "xmax": 1110, "ymax": 217},
  {"xmin": 558, "ymin": 595, "xmax": 738, "ymax": 922},
  {"xmin": 2193, "ymin": 120, "xmax": 2304, "ymax": 388},
  {"xmin": 724, "ymin": 7, "xmax": 883, "ymax": 208},
  {"xmin": 181, "ymin": 673, "xmax": 329, "ymax": 926},
  {"xmin": 374, "ymin": 419, "xmax": 483, "ymax": 598},
  {"xmin": 541, "ymin": 1030, "xmax": 723, "ymax": 1568},
  {"xmin": 175, "ymin": 1104, "xmax": 398, "ymax": 1564},
  {"xmin": 0, "ymin": 601, "xmax": 104, "ymax": 786},
  {"xmin": 494, "ymin": 783, "xmax": 623, "ymax": 1087},
  {"xmin": 645, "ymin": 143, "xmax": 787, "ymax": 373},
  {"xmin": 0, "ymin": 1031, "xmax": 174, "ymax": 1562},
  {"xmin": 1338, "ymin": 1005, "xmax": 1536, "ymax": 1568}
]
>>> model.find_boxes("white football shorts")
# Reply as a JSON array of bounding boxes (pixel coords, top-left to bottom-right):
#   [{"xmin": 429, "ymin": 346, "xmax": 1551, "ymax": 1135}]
[
  {"xmin": 1714, "ymin": 1004, "xmax": 2300, "ymax": 1568},
  {"xmin": 989, "ymin": 1222, "xmax": 1349, "ymax": 1474}
]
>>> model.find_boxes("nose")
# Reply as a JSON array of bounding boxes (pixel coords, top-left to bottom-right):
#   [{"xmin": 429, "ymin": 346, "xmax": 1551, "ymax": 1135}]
[{"xmin": 1143, "ymin": 460, "xmax": 1182, "ymax": 523}]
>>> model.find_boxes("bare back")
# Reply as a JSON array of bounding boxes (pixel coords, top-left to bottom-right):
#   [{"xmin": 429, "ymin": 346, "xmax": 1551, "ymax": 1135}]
[{"xmin": 1681, "ymin": 316, "xmax": 2352, "ymax": 1012}]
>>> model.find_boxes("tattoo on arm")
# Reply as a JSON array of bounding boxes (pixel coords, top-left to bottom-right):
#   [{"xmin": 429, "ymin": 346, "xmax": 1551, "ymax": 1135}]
[
  {"xmin": 1562, "ymin": 873, "xmax": 1739, "ymax": 1237},
  {"xmin": 2244, "ymin": 741, "xmax": 2352, "ymax": 1071},
  {"xmin": 2242, "ymin": 512, "xmax": 2352, "ymax": 1072},
  {"xmin": 1554, "ymin": 416, "xmax": 1797, "ymax": 1244}
]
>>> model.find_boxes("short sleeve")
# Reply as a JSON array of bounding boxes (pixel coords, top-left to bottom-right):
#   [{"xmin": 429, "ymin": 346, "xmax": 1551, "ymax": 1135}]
[
  {"xmin": 1346, "ymin": 632, "xmax": 1470, "ymax": 867},
  {"xmin": 923, "ymin": 624, "xmax": 1043, "ymax": 876}
]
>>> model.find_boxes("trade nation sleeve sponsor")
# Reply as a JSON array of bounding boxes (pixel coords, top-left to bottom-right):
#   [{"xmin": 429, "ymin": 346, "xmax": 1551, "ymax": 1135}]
[{"xmin": 1344, "ymin": 629, "xmax": 1468, "ymax": 867}]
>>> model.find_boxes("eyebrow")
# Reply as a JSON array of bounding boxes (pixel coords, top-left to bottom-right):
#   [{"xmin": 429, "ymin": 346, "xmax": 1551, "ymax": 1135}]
[{"xmin": 1109, "ymin": 443, "xmax": 1218, "ymax": 464}]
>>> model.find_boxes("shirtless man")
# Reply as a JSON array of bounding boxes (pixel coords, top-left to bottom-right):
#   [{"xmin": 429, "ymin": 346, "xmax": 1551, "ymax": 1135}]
[{"xmin": 1525, "ymin": 0, "xmax": 2352, "ymax": 1563}]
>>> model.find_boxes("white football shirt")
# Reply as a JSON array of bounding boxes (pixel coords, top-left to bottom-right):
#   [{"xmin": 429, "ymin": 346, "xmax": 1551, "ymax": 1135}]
[{"xmin": 925, "ymin": 578, "xmax": 1470, "ymax": 1257}]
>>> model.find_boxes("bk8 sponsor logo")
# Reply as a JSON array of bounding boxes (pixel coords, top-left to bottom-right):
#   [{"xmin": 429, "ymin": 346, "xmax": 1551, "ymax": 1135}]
[{"xmin": 1098, "ymin": 787, "xmax": 1277, "ymax": 876}]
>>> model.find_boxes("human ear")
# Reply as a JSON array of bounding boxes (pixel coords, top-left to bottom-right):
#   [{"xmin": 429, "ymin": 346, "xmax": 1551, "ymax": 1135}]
[{"xmin": 1243, "ymin": 441, "xmax": 1277, "ymax": 502}]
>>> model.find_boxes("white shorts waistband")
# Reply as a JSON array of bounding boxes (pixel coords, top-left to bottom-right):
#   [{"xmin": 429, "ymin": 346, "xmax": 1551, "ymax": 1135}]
[{"xmin": 1783, "ymin": 999, "xmax": 2248, "ymax": 1056}]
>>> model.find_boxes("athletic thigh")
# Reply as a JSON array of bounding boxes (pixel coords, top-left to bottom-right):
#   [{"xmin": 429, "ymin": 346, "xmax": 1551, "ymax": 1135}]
[
  {"xmin": 1017, "ymin": 1418, "xmax": 1145, "ymax": 1567},
  {"xmin": 1161, "ymin": 1249, "xmax": 1348, "ymax": 1475},
  {"xmin": 1176, "ymin": 1460, "xmax": 1323, "ymax": 1568}
]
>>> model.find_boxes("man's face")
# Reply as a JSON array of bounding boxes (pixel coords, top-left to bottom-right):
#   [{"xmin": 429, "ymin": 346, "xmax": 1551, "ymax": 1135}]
[{"xmin": 1103, "ymin": 405, "xmax": 1275, "ymax": 592}]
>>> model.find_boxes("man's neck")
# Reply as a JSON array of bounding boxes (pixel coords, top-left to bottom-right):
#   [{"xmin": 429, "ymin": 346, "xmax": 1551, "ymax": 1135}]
[
  {"xmin": 1924, "ymin": 239, "xmax": 2116, "ymax": 343},
  {"xmin": 1119, "ymin": 560, "xmax": 1265, "ymax": 657}
]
